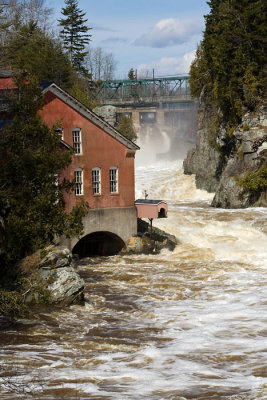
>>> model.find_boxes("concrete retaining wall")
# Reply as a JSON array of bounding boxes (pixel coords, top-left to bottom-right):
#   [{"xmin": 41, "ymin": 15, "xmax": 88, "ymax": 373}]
[{"xmin": 59, "ymin": 207, "xmax": 137, "ymax": 251}]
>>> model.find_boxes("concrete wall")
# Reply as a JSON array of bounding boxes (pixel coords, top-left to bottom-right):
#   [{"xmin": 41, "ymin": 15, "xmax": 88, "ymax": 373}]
[{"xmin": 59, "ymin": 206, "xmax": 137, "ymax": 251}]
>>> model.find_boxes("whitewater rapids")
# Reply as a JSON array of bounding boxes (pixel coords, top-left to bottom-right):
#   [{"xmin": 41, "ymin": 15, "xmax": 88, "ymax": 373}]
[{"xmin": 0, "ymin": 160, "xmax": 266, "ymax": 400}]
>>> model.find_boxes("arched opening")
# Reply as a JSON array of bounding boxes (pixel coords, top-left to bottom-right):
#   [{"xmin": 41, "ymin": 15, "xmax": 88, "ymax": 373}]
[
  {"xmin": 158, "ymin": 208, "xmax": 167, "ymax": 218},
  {"xmin": 72, "ymin": 231, "xmax": 125, "ymax": 258}
]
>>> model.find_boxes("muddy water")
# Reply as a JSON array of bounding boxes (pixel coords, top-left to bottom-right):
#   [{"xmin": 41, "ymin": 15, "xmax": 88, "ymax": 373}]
[{"xmin": 1, "ymin": 161, "xmax": 267, "ymax": 400}]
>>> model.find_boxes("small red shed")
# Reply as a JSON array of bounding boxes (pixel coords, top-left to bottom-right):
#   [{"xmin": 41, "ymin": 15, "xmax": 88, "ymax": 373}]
[{"xmin": 135, "ymin": 199, "xmax": 168, "ymax": 219}]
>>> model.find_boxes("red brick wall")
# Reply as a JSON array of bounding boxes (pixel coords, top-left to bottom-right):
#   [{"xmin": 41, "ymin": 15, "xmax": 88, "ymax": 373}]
[
  {"xmin": 0, "ymin": 78, "xmax": 17, "ymax": 89},
  {"xmin": 39, "ymin": 92, "xmax": 135, "ymax": 212}
]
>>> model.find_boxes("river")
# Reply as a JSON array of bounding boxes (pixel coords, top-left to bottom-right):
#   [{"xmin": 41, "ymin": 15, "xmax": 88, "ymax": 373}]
[{"xmin": 0, "ymin": 160, "xmax": 267, "ymax": 400}]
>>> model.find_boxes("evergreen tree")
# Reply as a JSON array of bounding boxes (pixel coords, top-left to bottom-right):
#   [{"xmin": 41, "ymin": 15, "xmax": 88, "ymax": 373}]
[
  {"xmin": 115, "ymin": 115, "xmax": 137, "ymax": 142},
  {"xmin": 0, "ymin": 78, "xmax": 88, "ymax": 272},
  {"xmin": 0, "ymin": 21, "xmax": 74, "ymax": 89},
  {"xmin": 190, "ymin": 0, "xmax": 266, "ymax": 128},
  {"xmin": 58, "ymin": 0, "xmax": 91, "ymax": 75},
  {"xmin": 128, "ymin": 68, "xmax": 136, "ymax": 80}
]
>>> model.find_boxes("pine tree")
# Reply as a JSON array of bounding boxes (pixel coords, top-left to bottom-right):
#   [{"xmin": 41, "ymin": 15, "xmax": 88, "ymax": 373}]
[
  {"xmin": 58, "ymin": 0, "xmax": 91, "ymax": 75},
  {"xmin": 190, "ymin": 0, "xmax": 266, "ymax": 127},
  {"xmin": 128, "ymin": 68, "xmax": 136, "ymax": 80}
]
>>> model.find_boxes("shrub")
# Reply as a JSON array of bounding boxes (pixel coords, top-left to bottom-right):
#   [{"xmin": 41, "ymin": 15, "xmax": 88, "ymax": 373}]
[{"xmin": 237, "ymin": 164, "xmax": 267, "ymax": 192}]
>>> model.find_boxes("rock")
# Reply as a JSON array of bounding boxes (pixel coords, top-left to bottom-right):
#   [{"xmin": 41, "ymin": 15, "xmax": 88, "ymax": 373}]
[
  {"xmin": 184, "ymin": 89, "xmax": 267, "ymax": 208},
  {"xmin": 37, "ymin": 265, "xmax": 84, "ymax": 305},
  {"xmin": 183, "ymin": 88, "xmax": 225, "ymax": 192},
  {"xmin": 18, "ymin": 245, "xmax": 84, "ymax": 306},
  {"xmin": 39, "ymin": 245, "xmax": 72, "ymax": 269},
  {"xmin": 211, "ymin": 107, "xmax": 267, "ymax": 208},
  {"xmin": 122, "ymin": 235, "xmax": 154, "ymax": 254},
  {"xmin": 121, "ymin": 218, "xmax": 178, "ymax": 254},
  {"xmin": 93, "ymin": 105, "xmax": 117, "ymax": 127}
]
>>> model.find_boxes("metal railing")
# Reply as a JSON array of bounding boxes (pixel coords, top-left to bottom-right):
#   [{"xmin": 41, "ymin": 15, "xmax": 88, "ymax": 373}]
[{"xmin": 93, "ymin": 75, "xmax": 191, "ymax": 104}]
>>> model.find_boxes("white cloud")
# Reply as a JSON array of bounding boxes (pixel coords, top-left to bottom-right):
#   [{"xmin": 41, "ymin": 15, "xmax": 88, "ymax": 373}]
[
  {"xmin": 134, "ymin": 18, "xmax": 202, "ymax": 48},
  {"xmin": 137, "ymin": 50, "xmax": 196, "ymax": 76}
]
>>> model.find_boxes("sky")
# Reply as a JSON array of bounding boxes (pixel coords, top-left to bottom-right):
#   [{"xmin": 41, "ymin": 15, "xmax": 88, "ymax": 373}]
[{"xmin": 52, "ymin": 0, "xmax": 210, "ymax": 79}]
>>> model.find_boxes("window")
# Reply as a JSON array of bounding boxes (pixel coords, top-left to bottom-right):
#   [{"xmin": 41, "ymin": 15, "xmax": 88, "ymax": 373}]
[
  {"xmin": 139, "ymin": 112, "xmax": 157, "ymax": 124},
  {"xmin": 110, "ymin": 167, "xmax": 118, "ymax": 193},
  {"xmin": 92, "ymin": 167, "xmax": 101, "ymax": 195},
  {"xmin": 72, "ymin": 128, "xmax": 82, "ymax": 154},
  {"xmin": 55, "ymin": 127, "xmax": 63, "ymax": 140},
  {"xmin": 74, "ymin": 168, "xmax": 83, "ymax": 195}
]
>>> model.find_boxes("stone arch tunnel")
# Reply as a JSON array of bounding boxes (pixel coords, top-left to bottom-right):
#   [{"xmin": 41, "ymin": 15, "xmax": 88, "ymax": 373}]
[
  {"xmin": 59, "ymin": 207, "xmax": 137, "ymax": 259},
  {"xmin": 72, "ymin": 231, "xmax": 125, "ymax": 257}
]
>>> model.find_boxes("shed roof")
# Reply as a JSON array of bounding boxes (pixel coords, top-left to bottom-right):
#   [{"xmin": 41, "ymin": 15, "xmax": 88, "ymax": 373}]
[{"xmin": 135, "ymin": 199, "xmax": 167, "ymax": 205}]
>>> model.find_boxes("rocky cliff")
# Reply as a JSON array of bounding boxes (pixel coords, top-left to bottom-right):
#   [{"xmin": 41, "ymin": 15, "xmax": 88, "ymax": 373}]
[
  {"xmin": 183, "ymin": 92, "xmax": 267, "ymax": 208},
  {"xmin": 183, "ymin": 90, "xmax": 225, "ymax": 193}
]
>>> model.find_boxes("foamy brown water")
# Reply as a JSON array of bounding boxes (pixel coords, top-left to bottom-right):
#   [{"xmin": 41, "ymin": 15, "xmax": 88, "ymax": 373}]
[{"xmin": 0, "ymin": 162, "xmax": 266, "ymax": 399}]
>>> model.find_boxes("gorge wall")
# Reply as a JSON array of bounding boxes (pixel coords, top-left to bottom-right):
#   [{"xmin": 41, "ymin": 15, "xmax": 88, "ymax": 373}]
[{"xmin": 183, "ymin": 90, "xmax": 267, "ymax": 208}]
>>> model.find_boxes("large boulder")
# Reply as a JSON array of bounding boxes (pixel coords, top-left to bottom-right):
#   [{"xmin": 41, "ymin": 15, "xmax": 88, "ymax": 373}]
[
  {"xmin": 18, "ymin": 245, "xmax": 84, "ymax": 306},
  {"xmin": 121, "ymin": 218, "xmax": 178, "ymax": 254}
]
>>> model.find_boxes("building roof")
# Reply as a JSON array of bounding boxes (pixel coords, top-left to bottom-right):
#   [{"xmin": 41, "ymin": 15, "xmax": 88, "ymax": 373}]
[
  {"xmin": 135, "ymin": 199, "xmax": 167, "ymax": 205},
  {"xmin": 42, "ymin": 83, "xmax": 140, "ymax": 152},
  {"xmin": 0, "ymin": 70, "xmax": 12, "ymax": 78}
]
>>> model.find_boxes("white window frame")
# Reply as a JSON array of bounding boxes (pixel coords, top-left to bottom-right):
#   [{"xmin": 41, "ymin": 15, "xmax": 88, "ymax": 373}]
[
  {"xmin": 74, "ymin": 168, "xmax": 83, "ymax": 195},
  {"xmin": 92, "ymin": 167, "xmax": 101, "ymax": 195},
  {"xmin": 110, "ymin": 167, "xmax": 118, "ymax": 193},
  {"xmin": 72, "ymin": 128, "xmax": 82, "ymax": 155}
]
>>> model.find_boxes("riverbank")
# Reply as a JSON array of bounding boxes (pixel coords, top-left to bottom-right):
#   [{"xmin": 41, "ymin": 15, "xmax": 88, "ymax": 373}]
[
  {"xmin": 0, "ymin": 220, "xmax": 178, "ymax": 320},
  {"xmin": 0, "ymin": 245, "xmax": 85, "ymax": 320}
]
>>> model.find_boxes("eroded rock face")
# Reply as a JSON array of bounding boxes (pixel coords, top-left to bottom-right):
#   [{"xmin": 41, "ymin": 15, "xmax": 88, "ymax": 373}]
[
  {"xmin": 18, "ymin": 245, "xmax": 84, "ymax": 306},
  {"xmin": 183, "ymin": 89, "xmax": 225, "ymax": 193},
  {"xmin": 184, "ymin": 89, "xmax": 267, "ymax": 208},
  {"xmin": 212, "ymin": 106, "xmax": 267, "ymax": 208}
]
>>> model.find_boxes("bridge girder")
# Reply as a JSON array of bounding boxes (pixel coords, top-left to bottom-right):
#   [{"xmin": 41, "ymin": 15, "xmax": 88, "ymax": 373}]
[{"xmin": 93, "ymin": 75, "xmax": 191, "ymax": 104}]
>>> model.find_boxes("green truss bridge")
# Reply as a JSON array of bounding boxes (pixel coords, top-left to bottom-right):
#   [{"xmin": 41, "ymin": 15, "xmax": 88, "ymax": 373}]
[{"xmin": 93, "ymin": 75, "xmax": 192, "ymax": 105}]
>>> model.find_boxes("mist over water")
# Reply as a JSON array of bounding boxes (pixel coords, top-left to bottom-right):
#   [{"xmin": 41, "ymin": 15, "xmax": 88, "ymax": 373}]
[
  {"xmin": 1, "ymin": 124, "xmax": 267, "ymax": 399},
  {"xmin": 135, "ymin": 107, "xmax": 197, "ymax": 167}
]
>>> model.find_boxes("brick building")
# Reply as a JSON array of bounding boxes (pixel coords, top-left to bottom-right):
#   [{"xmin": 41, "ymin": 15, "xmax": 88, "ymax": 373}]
[{"xmin": 0, "ymin": 75, "xmax": 140, "ymax": 256}]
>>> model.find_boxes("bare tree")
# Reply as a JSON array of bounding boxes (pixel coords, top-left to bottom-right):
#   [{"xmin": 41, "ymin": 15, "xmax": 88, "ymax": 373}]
[
  {"xmin": 93, "ymin": 46, "xmax": 103, "ymax": 81},
  {"xmin": 138, "ymin": 68, "xmax": 152, "ymax": 79},
  {"xmin": 85, "ymin": 46, "xmax": 117, "ymax": 81},
  {"xmin": 0, "ymin": 0, "xmax": 53, "ymax": 39},
  {"xmin": 103, "ymin": 51, "xmax": 116, "ymax": 80}
]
